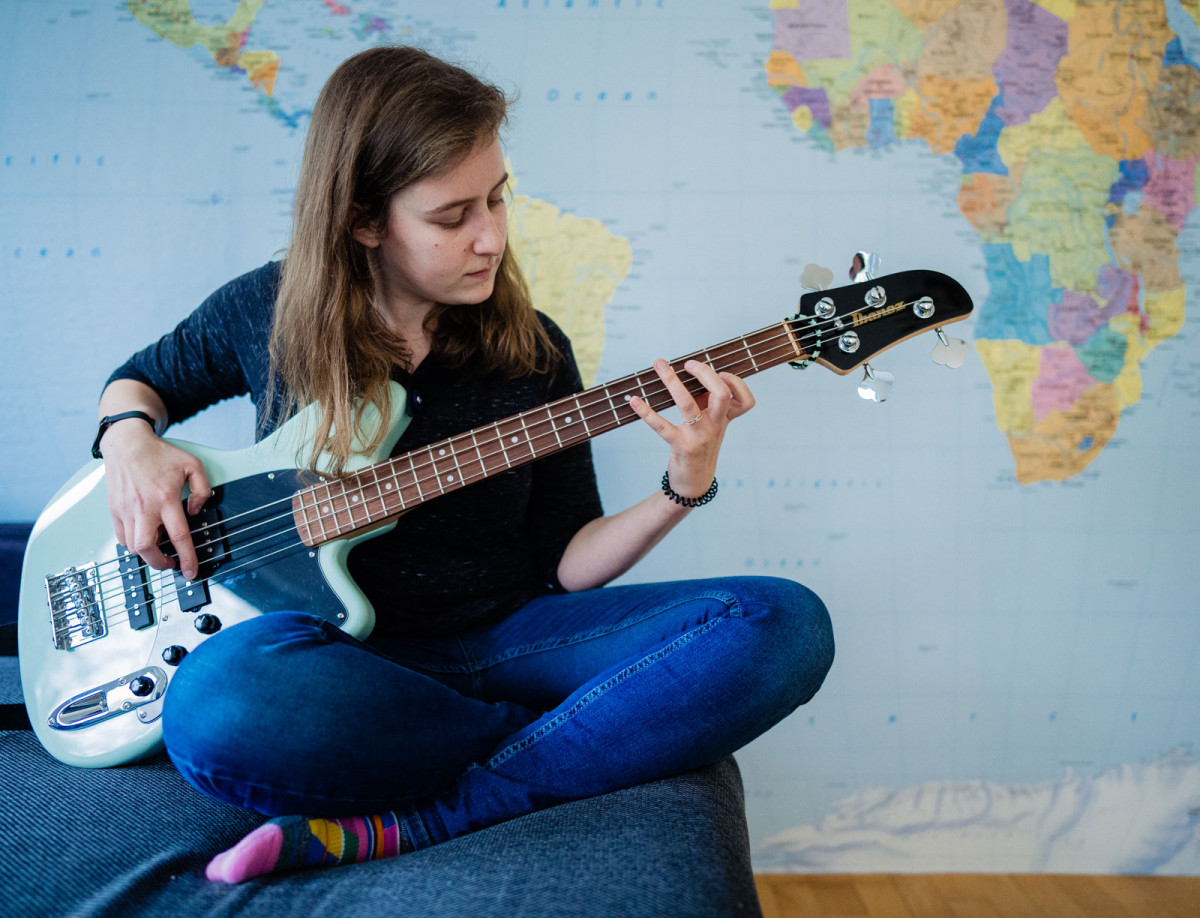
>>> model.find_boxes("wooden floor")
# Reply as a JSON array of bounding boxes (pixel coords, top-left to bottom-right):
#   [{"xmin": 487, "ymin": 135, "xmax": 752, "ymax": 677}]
[{"xmin": 754, "ymin": 874, "xmax": 1200, "ymax": 918}]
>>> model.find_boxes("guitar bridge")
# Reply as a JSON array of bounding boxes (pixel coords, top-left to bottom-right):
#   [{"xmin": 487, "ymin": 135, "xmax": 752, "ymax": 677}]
[{"xmin": 45, "ymin": 563, "xmax": 107, "ymax": 650}]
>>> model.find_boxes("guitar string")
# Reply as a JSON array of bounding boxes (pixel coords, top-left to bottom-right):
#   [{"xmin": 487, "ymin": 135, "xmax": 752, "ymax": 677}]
[
  {"xmin": 62, "ymin": 312, "xmax": 877, "ymax": 634},
  {"xmin": 62, "ymin": 298, "xmax": 913, "ymax": 633},
  {"xmin": 76, "ymin": 319, "xmax": 821, "ymax": 616},
  {"xmin": 65, "ymin": 325, "xmax": 818, "ymax": 633},
  {"xmin": 185, "ymin": 301, "xmax": 883, "ymax": 549},
  {"xmin": 62, "ymin": 299, "xmax": 931, "ymax": 632}
]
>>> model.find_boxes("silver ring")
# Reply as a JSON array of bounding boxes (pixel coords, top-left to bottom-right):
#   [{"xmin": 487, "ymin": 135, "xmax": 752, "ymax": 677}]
[{"xmin": 683, "ymin": 414, "xmax": 703, "ymax": 425}]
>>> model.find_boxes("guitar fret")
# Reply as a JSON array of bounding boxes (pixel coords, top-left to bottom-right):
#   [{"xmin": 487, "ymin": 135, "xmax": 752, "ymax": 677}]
[
  {"xmin": 469, "ymin": 428, "xmax": 491, "ymax": 480},
  {"xmin": 407, "ymin": 452, "xmax": 425, "ymax": 502},
  {"xmin": 317, "ymin": 480, "xmax": 338, "ymax": 536},
  {"xmin": 309, "ymin": 488, "xmax": 326, "ymax": 541},
  {"xmin": 518, "ymin": 414, "xmax": 533, "ymax": 458},
  {"xmin": 429, "ymin": 447, "xmax": 448, "ymax": 494},
  {"xmin": 345, "ymin": 483, "xmax": 365, "ymax": 529},
  {"xmin": 295, "ymin": 488, "xmax": 313, "ymax": 544},
  {"xmin": 743, "ymin": 337, "xmax": 759, "ymax": 373},
  {"xmin": 380, "ymin": 464, "xmax": 400, "ymax": 512},
  {"xmin": 576, "ymin": 397, "xmax": 592, "ymax": 436},
  {"xmin": 497, "ymin": 422, "xmax": 514, "ymax": 469}
]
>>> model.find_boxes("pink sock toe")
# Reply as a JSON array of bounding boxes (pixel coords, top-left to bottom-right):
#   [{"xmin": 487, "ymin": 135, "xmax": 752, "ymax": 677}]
[{"xmin": 206, "ymin": 822, "xmax": 285, "ymax": 884}]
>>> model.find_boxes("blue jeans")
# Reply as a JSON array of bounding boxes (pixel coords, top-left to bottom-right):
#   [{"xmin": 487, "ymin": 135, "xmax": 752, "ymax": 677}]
[{"xmin": 162, "ymin": 576, "xmax": 833, "ymax": 849}]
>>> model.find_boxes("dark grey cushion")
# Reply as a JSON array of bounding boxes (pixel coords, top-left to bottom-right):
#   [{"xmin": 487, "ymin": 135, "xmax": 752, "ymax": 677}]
[{"xmin": 1, "ymin": 685, "xmax": 760, "ymax": 918}]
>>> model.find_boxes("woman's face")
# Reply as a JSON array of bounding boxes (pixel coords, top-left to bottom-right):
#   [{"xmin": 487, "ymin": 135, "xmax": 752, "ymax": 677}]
[{"xmin": 356, "ymin": 136, "xmax": 509, "ymax": 324}]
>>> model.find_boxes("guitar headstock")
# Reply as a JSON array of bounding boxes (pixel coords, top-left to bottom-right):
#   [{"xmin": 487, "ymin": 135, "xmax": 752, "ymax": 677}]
[{"xmin": 790, "ymin": 269, "xmax": 974, "ymax": 376}]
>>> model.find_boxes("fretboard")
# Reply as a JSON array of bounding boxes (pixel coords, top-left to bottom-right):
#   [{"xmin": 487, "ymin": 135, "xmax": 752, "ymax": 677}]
[{"xmin": 292, "ymin": 318, "xmax": 807, "ymax": 546}]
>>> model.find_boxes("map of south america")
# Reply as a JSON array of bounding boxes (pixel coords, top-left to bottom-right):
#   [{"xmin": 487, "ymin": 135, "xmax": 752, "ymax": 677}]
[{"xmin": 766, "ymin": 0, "xmax": 1198, "ymax": 483}]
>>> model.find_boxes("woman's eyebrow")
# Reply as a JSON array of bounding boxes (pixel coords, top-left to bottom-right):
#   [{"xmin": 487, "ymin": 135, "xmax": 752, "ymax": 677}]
[{"xmin": 425, "ymin": 173, "xmax": 509, "ymax": 215}]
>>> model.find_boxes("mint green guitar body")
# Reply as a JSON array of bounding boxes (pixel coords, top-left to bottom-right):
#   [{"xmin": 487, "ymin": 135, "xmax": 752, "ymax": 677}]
[{"xmin": 19, "ymin": 384, "xmax": 410, "ymax": 768}]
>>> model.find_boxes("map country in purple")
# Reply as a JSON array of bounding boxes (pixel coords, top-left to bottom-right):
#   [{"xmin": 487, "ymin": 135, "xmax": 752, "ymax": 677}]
[
  {"xmin": 1031, "ymin": 346, "xmax": 1097, "ymax": 422},
  {"xmin": 1142, "ymin": 152, "xmax": 1198, "ymax": 230},
  {"xmin": 772, "ymin": 1, "xmax": 850, "ymax": 61},
  {"xmin": 781, "ymin": 86, "xmax": 833, "ymax": 129},
  {"xmin": 1047, "ymin": 265, "xmax": 1135, "ymax": 346},
  {"xmin": 992, "ymin": 0, "xmax": 1068, "ymax": 127}
]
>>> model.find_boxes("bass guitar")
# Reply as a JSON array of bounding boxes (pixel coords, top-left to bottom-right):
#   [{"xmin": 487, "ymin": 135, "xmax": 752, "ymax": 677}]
[{"xmin": 19, "ymin": 269, "xmax": 972, "ymax": 767}]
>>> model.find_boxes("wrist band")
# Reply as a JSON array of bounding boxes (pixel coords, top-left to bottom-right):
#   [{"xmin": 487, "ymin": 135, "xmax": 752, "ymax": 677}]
[
  {"xmin": 92, "ymin": 411, "xmax": 158, "ymax": 459},
  {"xmin": 661, "ymin": 470, "xmax": 718, "ymax": 508}
]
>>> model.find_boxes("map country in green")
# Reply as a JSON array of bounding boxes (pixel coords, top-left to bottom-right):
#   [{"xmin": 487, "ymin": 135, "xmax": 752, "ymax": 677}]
[
  {"xmin": 767, "ymin": 0, "xmax": 1199, "ymax": 484},
  {"xmin": 128, "ymin": 0, "xmax": 280, "ymax": 95}
]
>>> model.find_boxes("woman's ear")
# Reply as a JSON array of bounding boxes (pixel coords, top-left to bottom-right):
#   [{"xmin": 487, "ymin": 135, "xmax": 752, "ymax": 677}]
[{"xmin": 351, "ymin": 207, "xmax": 383, "ymax": 248}]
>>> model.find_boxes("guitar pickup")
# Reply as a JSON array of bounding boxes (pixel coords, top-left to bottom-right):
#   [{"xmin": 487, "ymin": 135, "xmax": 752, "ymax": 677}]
[
  {"xmin": 173, "ymin": 570, "xmax": 211, "ymax": 612},
  {"xmin": 117, "ymin": 545, "xmax": 154, "ymax": 630},
  {"xmin": 170, "ymin": 499, "xmax": 226, "ymax": 613}
]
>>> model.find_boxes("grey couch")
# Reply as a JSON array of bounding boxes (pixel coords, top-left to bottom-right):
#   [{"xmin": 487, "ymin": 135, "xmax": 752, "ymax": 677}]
[{"xmin": 0, "ymin": 524, "xmax": 763, "ymax": 918}]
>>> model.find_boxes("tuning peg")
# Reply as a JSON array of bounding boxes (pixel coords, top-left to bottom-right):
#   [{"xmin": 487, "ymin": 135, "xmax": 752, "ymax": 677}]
[
  {"xmin": 931, "ymin": 327, "xmax": 970, "ymax": 369},
  {"xmin": 849, "ymin": 251, "xmax": 881, "ymax": 283},
  {"xmin": 857, "ymin": 364, "xmax": 894, "ymax": 402},
  {"xmin": 800, "ymin": 263, "xmax": 834, "ymax": 291}
]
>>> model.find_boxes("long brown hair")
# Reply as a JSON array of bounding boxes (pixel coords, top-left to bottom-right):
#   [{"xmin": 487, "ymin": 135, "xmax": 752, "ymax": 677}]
[{"xmin": 270, "ymin": 46, "xmax": 555, "ymax": 474}]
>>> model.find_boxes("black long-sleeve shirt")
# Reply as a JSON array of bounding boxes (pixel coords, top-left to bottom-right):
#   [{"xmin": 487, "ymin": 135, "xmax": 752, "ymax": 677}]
[{"xmin": 109, "ymin": 261, "xmax": 604, "ymax": 637}]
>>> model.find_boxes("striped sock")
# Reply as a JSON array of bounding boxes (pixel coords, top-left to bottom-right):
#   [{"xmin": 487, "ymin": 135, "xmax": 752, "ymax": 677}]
[{"xmin": 206, "ymin": 811, "xmax": 411, "ymax": 884}]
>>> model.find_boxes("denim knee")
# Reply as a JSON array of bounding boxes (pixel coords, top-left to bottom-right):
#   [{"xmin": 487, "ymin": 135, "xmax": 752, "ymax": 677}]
[
  {"xmin": 732, "ymin": 576, "xmax": 835, "ymax": 710},
  {"xmin": 161, "ymin": 612, "xmax": 328, "ymax": 772}
]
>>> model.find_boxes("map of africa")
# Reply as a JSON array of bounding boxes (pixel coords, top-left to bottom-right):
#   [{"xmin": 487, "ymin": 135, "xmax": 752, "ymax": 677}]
[
  {"xmin": 2, "ymin": 0, "xmax": 1197, "ymax": 873},
  {"xmin": 767, "ymin": 0, "xmax": 1197, "ymax": 483}
]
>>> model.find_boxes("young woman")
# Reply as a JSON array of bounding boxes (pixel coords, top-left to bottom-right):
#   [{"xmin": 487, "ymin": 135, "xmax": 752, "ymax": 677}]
[{"xmin": 93, "ymin": 46, "xmax": 834, "ymax": 883}]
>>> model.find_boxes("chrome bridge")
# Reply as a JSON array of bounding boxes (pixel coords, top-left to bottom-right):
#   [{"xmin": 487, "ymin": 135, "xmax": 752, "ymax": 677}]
[
  {"xmin": 45, "ymin": 563, "xmax": 107, "ymax": 650},
  {"xmin": 46, "ymin": 545, "xmax": 154, "ymax": 650}
]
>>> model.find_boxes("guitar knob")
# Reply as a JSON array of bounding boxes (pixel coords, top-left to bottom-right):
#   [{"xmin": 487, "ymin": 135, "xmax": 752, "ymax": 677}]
[
  {"xmin": 128, "ymin": 676, "xmax": 155, "ymax": 697},
  {"xmin": 194, "ymin": 614, "xmax": 222, "ymax": 635},
  {"xmin": 162, "ymin": 645, "xmax": 188, "ymax": 666}
]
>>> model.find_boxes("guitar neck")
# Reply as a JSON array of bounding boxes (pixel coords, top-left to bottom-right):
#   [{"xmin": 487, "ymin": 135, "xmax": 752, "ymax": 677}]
[{"xmin": 293, "ymin": 318, "xmax": 805, "ymax": 546}]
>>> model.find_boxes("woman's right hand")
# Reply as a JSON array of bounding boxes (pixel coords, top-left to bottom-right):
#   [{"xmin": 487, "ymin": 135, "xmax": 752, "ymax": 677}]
[{"xmin": 100, "ymin": 414, "xmax": 212, "ymax": 582}]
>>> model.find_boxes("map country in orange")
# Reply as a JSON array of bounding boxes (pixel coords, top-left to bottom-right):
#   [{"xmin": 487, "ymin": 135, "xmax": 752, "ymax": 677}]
[{"xmin": 1055, "ymin": 0, "xmax": 1173, "ymax": 159}]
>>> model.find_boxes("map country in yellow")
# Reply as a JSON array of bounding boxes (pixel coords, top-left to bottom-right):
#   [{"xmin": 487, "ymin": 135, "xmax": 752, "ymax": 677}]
[
  {"xmin": 128, "ymin": 0, "xmax": 280, "ymax": 96},
  {"xmin": 504, "ymin": 173, "xmax": 631, "ymax": 387},
  {"xmin": 1003, "ymin": 154, "xmax": 1117, "ymax": 293}
]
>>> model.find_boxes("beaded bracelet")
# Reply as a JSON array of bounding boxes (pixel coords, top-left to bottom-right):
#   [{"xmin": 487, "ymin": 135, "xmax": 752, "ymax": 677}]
[{"xmin": 661, "ymin": 471, "xmax": 719, "ymax": 508}]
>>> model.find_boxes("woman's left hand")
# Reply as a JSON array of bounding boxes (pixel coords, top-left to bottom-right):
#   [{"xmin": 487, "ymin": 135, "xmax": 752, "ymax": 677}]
[{"xmin": 628, "ymin": 358, "xmax": 755, "ymax": 500}]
